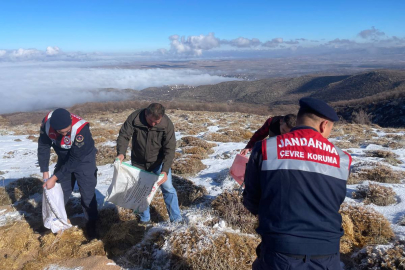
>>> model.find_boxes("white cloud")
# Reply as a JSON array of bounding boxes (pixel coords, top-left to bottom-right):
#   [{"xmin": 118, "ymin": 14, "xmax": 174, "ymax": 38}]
[
  {"xmin": 358, "ymin": 26, "xmax": 385, "ymax": 39},
  {"xmin": 10, "ymin": 48, "xmax": 41, "ymax": 58},
  {"xmin": 46, "ymin": 46, "xmax": 60, "ymax": 55},
  {"xmin": 262, "ymin": 38, "xmax": 283, "ymax": 48},
  {"xmin": 169, "ymin": 33, "xmax": 220, "ymax": 56},
  {"xmin": 0, "ymin": 50, "xmax": 6, "ymax": 57},
  {"xmin": 326, "ymin": 38, "xmax": 357, "ymax": 48},
  {"xmin": 222, "ymin": 37, "xmax": 262, "ymax": 48},
  {"xmin": 0, "ymin": 63, "xmax": 237, "ymax": 114}
]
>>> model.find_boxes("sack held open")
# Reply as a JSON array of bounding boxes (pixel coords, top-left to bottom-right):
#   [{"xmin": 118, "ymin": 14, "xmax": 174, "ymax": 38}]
[{"xmin": 105, "ymin": 160, "xmax": 163, "ymax": 213}]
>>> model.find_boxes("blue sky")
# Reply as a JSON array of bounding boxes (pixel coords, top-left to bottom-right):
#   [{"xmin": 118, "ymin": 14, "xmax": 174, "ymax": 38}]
[{"xmin": 1, "ymin": 0, "xmax": 404, "ymax": 53}]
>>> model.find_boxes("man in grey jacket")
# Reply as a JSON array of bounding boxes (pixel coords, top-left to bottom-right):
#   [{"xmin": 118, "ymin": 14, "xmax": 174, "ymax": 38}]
[{"xmin": 116, "ymin": 103, "xmax": 182, "ymax": 223}]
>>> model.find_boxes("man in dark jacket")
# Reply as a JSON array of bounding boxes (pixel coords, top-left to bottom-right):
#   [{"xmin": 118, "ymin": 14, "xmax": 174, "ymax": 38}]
[
  {"xmin": 38, "ymin": 108, "xmax": 98, "ymax": 239},
  {"xmin": 243, "ymin": 98, "xmax": 351, "ymax": 270},
  {"xmin": 240, "ymin": 114, "xmax": 296, "ymax": 156},
  {"xmin": 116, "ymin": 103, "xmax": 182, "ymax": 223}
]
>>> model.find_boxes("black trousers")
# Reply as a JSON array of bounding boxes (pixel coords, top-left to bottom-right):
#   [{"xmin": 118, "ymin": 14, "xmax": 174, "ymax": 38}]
[
  {"xmin": 252, "ymin": 243, "xmax": 342, "ymax": 270},
  {"xmin": 54, "ymin": 162, "xmax": 98, "ymax": 222}
]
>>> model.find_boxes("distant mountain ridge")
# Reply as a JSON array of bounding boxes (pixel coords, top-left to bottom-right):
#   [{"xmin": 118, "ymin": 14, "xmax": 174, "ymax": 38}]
[
  {"xmin": 139, "ymin": 69, "xmax": 405, "ymax": 127},
  {"xmin": 140, "ymin": 70, "xmax": 405, "ymax": 105}
]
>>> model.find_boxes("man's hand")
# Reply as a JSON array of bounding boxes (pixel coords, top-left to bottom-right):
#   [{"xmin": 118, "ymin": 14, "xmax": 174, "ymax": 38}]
[
  {"xmin": 43, "ymin": 175, "xmax": 58, "ymax": 189},
  {"xmin": 157, "ymin": 172, "xmax": 168, "ymax": 186},
  {"xmin": 117, "ymin": 154, "xmax": 125, "ymax": 163},
  {"xmin": 43, "ymin": 172, "xmax": 49, "ymax": 181},
  {"xmin": 240, "ymin": 148, "xmax": 251, "ymax": 156}
]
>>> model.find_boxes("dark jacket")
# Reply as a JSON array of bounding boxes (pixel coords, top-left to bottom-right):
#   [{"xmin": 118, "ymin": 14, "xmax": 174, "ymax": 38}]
[
  {"xmin": 243, "ymin": 126, "xmax": 352, "ymax": 255},
  {"xmin": 38, "ymin": 119, "xmax": 96, "ymax": 180},
  {"xmin": 245, "ymin": 116, "xmax": 283, "ymax": 149},
  {"xmin": 116, "ymin": 109, "xmax": 176, "ymax": 173}
]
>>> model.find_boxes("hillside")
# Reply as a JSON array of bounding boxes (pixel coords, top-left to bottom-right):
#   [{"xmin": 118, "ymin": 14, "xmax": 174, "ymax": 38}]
[
  {"xmin": 311, "ymin": 70, "xmax": 405, "ymax": 102},
  {"xmin": 1, "ymin": 110, "xmax": 405, "ymax": 269},
  {"xmin": 139, "ymin": 70, "xmax": 405, "ymax": 106},
  {"xmin": 138, "ymin": 69, "xmax": 405, "ymax": 127}
]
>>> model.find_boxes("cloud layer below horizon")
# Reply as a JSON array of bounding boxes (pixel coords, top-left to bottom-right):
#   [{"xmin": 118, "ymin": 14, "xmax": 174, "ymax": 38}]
[{"xmin": 0, "ymin": 64, "xmax": 236, "ymax": 114}]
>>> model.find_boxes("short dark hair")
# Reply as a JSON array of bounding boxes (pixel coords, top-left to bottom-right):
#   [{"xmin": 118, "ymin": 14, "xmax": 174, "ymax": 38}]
[
  {"xmin": 283, "ymin": 114, "xmax": 296, "ymax": 128},
  {"xmin": 297, "ymin": 107, "xmax": 323, "ymax": 122},
  {"xmin": 145, "ymin": 103, "xmax": 165, "ymax": 118}
]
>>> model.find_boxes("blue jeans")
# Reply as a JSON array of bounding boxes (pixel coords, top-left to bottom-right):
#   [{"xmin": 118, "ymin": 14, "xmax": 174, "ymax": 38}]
[{"xmin": 139, "ymin": 164, "xmax": 182, "ymax": 222}]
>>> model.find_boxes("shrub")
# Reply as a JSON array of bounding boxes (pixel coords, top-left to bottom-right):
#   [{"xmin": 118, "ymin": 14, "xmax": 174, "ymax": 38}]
[
  {"xmin": 365, "ymin": 150, "xmax": 401, "ymax": 165},
  {"xmin": 173, "ymin": 175, "xmax": 208, "ymax": 208},
  {"xmin": 352, "ymin": 109, "xmax": 372, "ymax": 125},
  {"xmin": 180, "ymin": 136, "xmax": 216, "ymax": 150},
  {"xmin": 96, "ymin": 145, "xmax": 117, "ymax": 166},
  {"xmin": 172, "ymin": 158, "xmax": 207, "ymax": 175},
  {"xmin": 183, "ymin": 146, "xmax": 210, "ymax": 159},
  {"xmin": 168, "ymin": 226, "xmax": 259, "ymax": 270},
  {"xmin": 120, "ymin": 228, "xmax": 170, "ymax": 269},
  {"xmin": 359, "ymin": 164, "xmax": 403, "ymax": 183},
  {"xmin": 352, "ymin": 242, "xmax": 405, "ymax": 270},
  {"xmin": 204, "ymin": 129, "xmax": 253, "ymax": 143},
  {"xmin": 204, "ymin": 132, "xmax": 229, "ymax": 142},
  {"xmin": 352, "ymin": 183, "xmax": 397, "ymax": 206},
  {"xmin": 149, "ymin": 190, "xmax": 170, "ymax": 222},
  {"xmin": 340, "ymin": 214, "xmax": 356, "ymax": 254},
  {"xmin": 5, "ymin": 177, "xmax": 43, "ymax": 203},
  {"xmin": 102, "ymin": 220, "xmax": 148, "ymax": 257},
  {"xmin": 340, "ymin": 203, "xmax": 394, "ymax": 252},
  {"xmin": 211, "ymin": 190, "xmax": 258, "ymax": 234}
]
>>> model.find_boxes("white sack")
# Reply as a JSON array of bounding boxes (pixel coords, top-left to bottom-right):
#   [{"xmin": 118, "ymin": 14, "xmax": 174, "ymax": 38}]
[
  {"xmin": 105, "ymin": 160, "xmax": 162, "ymax": 213},
  {"xmin": 42, "ymin": 182, "xmax": 72, "ymax": 233}
]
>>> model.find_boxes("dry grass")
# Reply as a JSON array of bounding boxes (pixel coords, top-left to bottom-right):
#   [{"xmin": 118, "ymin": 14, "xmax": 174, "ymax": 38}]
[
  {"xmin": 365, "ymin": 150, "xmax": 401, "ymax": 165},
  {"xmin": 91, "ymin": 128, "xmax": 117, "ymax": 144},
  {"xmin": 0, "ymin": 221, "xmax": 106, "ymax": 270},
  {"xmin": 97, "ymin": 206, "xmax": 137, "ymax": 238},
  {"xmin": 347, "ymin": 172, "xmax": 363, "ymax": 185},
  {"xmin": 204, "ymin": 129, "xmax": 253, "ymax": 143},
  {"xmin": 173, "ymin": 175, "xmax": 208, "ymax": 208},
  {"xmin": 96, "ymin": 145, "xmax": 117, "ymax": 166},
  {"xmin": 172, "ymin": 158, "xmax": 207, "ymax": 175},
  {"xmin": 5, "ymin": 177, "xmax": 43, "ymax": 203},
  {"xmin": 367, "ymin": 135, "xmax": 405, "ymax": 149},
  {"xmin": 351, "ymin": 242, "xmax": 405, "ymax": 270},
  {"xmin": 340, "ymin": 214, "xmax": 355, "ymax": 254},
  {"xmin": 120, "ymin": 228, "xmax": 169, "ymax": 269},
  {"xmin": 96, "ymin": 206, "xmax": 151, "ymax": 258},
  {"xmin": 0, "ymin": 187, "xmax": 12, "ymax": 205},
  {"xmin": 352, "ymin": 183, "xmax": 397, "ymax": 206},
  {"xmin": 211, "ymin": 191, "xmax": 258, "ymax": 235},
  {"xmin": 102, "ymin": 220, "xmax": 147, "ymax": 257},
  {"xmin": 180, "ymin": 136, "xmax": 217, "ymax": 150},
  {"xmin": 340, "ymin": 203, "xmax": 394, "ymax": 252},
  {"xmin": 150, "ymin": 190, "xmax": 170, "ymax": 222},
  {"xmin": 169, "ymin": 226, "xmax": 259, "ymax": 270},
  {"xmin": 22, "ymin": 227, "xmax": 105, "ymax": 270},
  {"xmin": 359, "ymin": 164, "xmax": 404, "ymax": 183},
  {"xmin": 0, "ymin": 222, "xmax": 40, "ymax": 270}
]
